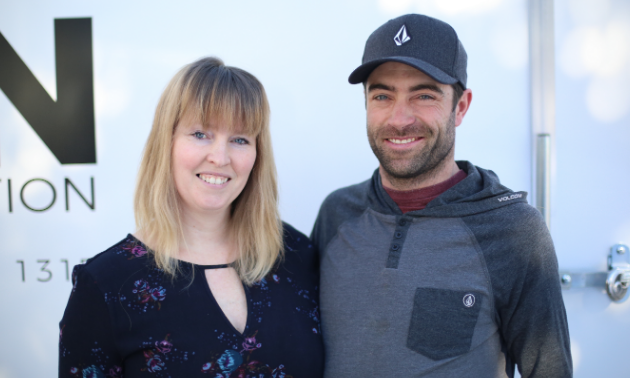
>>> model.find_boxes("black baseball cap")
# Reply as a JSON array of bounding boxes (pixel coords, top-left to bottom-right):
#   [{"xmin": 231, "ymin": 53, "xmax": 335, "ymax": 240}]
[{"xmin": 348, "ymin": 14, "xmax": 467, "ymax": 89}]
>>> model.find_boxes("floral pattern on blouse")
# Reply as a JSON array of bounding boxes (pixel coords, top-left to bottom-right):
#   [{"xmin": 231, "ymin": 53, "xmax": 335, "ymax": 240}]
[
  {"xmin": 59, "ymin": 226, "xmax": 324, "ymax": 377},
  {"xmin": 101, "ymin": 243, "xmax": 168, "ymax": 314},
  {"xmin": 137, "ymin": 334, "xmax": 193, "ymax": 376},
  {"xmin": 67, "ymin": 365, "xmax": 123, "ymax": 378},
  {"xmin": 122, "ymin": 244, "xmax": 149, "ymax": 259},
  {"xmin": 132, "ymin": 279, "xmax": 167, "ymax": 310},
  {"xmin": 200, "ymin": 332, "xmax": 291, "ymax": 378}
]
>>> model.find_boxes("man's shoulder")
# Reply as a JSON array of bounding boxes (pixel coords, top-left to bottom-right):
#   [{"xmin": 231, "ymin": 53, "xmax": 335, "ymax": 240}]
[
  {"xmin": 462, "ymin": 199, "xmax": 555, "ymax": 276},
  {"xmin": 479, "ymin": 200, "xmax": 547, "ymax": 233},
  {"xmin": 316, "ymin": 177, "xmax": 374, "ymax": 229},
  {"xmin": 311, "ymin": 177, "xmax": 374, "ymax": 251},
  {"xmin": 462, "ymin": 198, "xmax": 548, "ymax": 241},
  {"xmin": 319, "ymin": 177, "xmax": 372, "ymax": 212}
]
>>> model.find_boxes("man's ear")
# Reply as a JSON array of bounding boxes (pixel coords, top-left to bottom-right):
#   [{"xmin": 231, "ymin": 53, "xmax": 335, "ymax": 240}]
[{"xmin": 454, "ymin": 89, "xmax": 472, "ymax": 127}]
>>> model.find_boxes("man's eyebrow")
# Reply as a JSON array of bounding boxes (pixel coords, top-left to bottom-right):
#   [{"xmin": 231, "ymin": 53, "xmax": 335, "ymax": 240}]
[
  {"xmin": 367, "ymin": 83, "xmax": 444, "ymax": 95},
  {"xmin": 367, "ymin": 83, "xmax": 394, "ymax": 92},
  {"xmin": 409, "ymin": 84, "xmax": 444, "ymax": 95}
]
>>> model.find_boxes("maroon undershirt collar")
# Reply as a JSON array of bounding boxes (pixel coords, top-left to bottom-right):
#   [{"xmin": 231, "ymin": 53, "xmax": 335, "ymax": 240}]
[{"xmin": 383, "ymin": 170, "xmax": 467, "ymax": 213}]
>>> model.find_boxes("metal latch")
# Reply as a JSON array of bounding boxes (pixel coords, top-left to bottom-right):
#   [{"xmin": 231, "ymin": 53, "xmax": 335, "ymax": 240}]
[
  {"xmin": 606, "ymin": 244, "xmax": 630, "ymax": 302},
  {"xmin": 559, "ymin": 244, "xmax": 630, "ymax": 303}
]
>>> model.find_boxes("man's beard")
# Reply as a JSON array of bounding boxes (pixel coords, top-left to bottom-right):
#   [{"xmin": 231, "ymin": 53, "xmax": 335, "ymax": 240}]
[{"xmin": 367, "ymin": 110, "xmax": 456, "ymax": 182}]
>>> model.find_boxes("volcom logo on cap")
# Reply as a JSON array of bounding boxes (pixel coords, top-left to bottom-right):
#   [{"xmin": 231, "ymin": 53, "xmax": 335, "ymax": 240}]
[
  {"xmin": 394, "ymin": 24, "xmax": 411, "ymax": 46},
  {"xmin": 463, "ymin": 294, "xmax": 475, "ymax": 308}
]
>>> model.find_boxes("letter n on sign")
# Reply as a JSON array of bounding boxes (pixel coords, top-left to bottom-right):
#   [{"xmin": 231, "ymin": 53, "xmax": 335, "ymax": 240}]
[{"xmin": 0, "ymin": 18, "xmax": 96, "ymax": 164}]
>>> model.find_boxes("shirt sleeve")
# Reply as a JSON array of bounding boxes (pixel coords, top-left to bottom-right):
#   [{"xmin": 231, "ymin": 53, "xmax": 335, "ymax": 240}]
[
  {"xmin": 503, "ymin": 221, "xmax": 573, "ymax": 378},
  {"xmin": 463, "ymin": 206, "xmax": 572, "ymax": 378},
  {"xmin": 59, "ymin": 264, "xmax": 123, "ymax": 377}
]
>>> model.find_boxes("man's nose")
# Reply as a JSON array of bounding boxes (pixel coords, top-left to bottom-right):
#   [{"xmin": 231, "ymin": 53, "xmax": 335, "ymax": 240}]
[{"xmin": 388, "ymin": 99, "xmax": 415, "ymax": 128}]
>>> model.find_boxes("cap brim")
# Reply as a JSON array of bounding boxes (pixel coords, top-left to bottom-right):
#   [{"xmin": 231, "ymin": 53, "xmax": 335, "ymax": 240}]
[{"xmin": 348, "ymin": 56, "xmax": 459, "ymax": 85}]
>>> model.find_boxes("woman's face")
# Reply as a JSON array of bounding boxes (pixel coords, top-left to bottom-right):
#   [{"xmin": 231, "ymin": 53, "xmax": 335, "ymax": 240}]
[{"xmin": 171, "ymin": 117, "xmax": 257, "ymax": 219}]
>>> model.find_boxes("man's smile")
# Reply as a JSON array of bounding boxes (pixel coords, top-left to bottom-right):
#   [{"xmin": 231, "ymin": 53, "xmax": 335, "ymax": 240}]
[
  {"xmin": 383, "ymin": 137, "xmax": 425, "ymax": 151},
  {"xmin": 387, "ymin": 137, "xmax": 417, "ymax": 144}
]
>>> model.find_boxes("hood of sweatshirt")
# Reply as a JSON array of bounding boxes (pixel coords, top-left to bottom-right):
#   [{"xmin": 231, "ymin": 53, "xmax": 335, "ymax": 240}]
[{"xmin": 369, "ymin": 161, "xmax": 529, "ymax": 218}]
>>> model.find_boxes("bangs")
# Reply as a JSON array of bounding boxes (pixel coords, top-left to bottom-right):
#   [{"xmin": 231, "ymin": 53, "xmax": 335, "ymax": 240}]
[{"xmin": 177, "ymin": 60, "xmax": 267, "ymax": 136}]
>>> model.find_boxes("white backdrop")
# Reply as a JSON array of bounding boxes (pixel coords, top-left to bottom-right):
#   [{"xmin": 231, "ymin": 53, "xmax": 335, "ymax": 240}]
[{"xmin": 0, "ymin": 1, "xmax": 532, "ymax": 376}]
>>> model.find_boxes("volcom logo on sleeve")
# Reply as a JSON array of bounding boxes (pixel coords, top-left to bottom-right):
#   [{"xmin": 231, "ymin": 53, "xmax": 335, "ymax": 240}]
[
  {"xmin": 394, "ymin": 25, "xmax": 411, "ymax": 46},
  {"xmin": 463, "ymin": 294, "xmax": 475, "ymax": 308},
  {"xmin": 497, "ymin": 193, "xmax": 523, "ymax": 202}
]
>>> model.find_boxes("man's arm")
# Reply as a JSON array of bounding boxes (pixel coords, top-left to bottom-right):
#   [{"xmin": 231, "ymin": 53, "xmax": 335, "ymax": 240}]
[
  {"xmin": 463, "ymin": 204, "xmax": 572, "ymax": 377},
  {"xmin": 502, "ymin": 214, "xmax": 572, "ymax": 377}
]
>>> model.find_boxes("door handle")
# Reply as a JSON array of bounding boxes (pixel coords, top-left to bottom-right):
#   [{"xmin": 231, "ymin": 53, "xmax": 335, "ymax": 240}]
[{"xmin": 559, "ymin": 244, "xmax": 630, "ymax": 303}]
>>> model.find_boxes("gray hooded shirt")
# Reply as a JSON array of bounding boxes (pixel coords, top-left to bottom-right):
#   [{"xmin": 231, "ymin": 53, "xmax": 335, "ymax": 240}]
[{"xmin": 312, "ymin": 161, "xmax": 572, "ymax": 378}]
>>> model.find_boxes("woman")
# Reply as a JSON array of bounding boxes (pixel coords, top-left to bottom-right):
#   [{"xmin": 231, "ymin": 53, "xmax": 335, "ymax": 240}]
[{"xmin": 59, "ymin": 57, "xmax": 324, "ymax": 377}]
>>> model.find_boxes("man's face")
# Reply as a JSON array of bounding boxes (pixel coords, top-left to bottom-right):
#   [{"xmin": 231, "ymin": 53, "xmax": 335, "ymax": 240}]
[{"xmin": 366, "ymin": 62, "xmax": 460, "ymax": 182}]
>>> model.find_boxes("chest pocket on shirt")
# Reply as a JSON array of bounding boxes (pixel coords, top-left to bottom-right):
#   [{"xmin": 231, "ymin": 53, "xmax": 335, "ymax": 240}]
[{"xmin": 407, "ymin": 287, "xmax": 482, "ymax": 360}]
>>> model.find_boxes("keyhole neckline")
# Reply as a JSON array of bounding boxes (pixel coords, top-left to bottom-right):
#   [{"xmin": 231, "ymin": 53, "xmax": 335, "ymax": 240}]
[{"xmin": 194, "ymin": 263, "xmax": 234, "ymax": 270}]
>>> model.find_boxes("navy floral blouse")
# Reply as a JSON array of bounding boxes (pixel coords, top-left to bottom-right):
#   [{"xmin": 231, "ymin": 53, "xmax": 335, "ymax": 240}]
[{"xmin": 59, "ymin": 224, "xmax": 324, "ymax": 377}]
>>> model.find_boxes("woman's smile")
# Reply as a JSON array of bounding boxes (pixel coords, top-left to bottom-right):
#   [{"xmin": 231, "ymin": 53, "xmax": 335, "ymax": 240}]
[{"xmin": 197, "ymin": 173, "xmax": 230, "ymax": 185}]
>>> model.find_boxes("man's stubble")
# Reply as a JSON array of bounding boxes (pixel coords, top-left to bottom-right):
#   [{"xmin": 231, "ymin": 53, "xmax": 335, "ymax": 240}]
[{"xmin": 367, "ymin": 110, "xmax": 456, "ymax": 189}]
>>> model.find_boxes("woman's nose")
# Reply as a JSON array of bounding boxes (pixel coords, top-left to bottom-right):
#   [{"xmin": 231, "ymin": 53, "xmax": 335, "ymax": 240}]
[{"xmin": 206, "ymin": 140, "xmax": 230, "ymax": 166}]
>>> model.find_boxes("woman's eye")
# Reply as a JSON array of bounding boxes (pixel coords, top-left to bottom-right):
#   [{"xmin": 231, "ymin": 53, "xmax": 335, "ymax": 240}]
[
  {"xmin": 193, "ymin": 131, "xmax": 206, "ymax": 139},
  {"xmin": 233, "ymin": 137, "xmax": 249, "ymax": 145}
]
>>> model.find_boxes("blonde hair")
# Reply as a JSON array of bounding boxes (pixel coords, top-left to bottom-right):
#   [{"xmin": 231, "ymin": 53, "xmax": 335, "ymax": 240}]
[{"xmin": 134, "ymin": 57, "xmax": 283, "ymax": 285}]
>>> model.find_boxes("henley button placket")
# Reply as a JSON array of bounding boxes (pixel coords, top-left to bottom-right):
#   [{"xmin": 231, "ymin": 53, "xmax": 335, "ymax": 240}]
[{"xmin": 386, "ymin": 216, "xmax": 412, "ymax": 269}]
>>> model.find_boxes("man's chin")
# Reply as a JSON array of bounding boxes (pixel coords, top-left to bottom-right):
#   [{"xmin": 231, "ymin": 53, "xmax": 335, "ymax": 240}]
[{"xmin": 380, "ymin": 163, "xmax": 424, "ymax": 181}]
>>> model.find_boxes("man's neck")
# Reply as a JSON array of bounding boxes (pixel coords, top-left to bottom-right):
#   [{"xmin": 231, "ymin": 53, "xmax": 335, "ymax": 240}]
[{"xmin": 380, "ymin": 160, "xmax": 460, "ymax": 191}]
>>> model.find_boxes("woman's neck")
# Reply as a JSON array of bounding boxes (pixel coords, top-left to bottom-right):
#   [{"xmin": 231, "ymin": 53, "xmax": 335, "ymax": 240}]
[{"xmin": 177, "ymin": 207, "xmax": 237, "ymax": 266}]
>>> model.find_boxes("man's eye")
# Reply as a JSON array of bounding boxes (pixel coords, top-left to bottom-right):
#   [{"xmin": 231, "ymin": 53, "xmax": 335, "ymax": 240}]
[
  {"xmin": 374, "ymin": 94, "xmax": 389, "ymax": 101},
  {"xmin": 193, "ymin": 131, "xmax": 206, "ymax": 139},
  {"xmin": 233, "ymin": 137, "xmax": 249, "ymax": 145},
  {"xmin": 418, "ymin": 94, "xmax": 434, "ymax": 100}
]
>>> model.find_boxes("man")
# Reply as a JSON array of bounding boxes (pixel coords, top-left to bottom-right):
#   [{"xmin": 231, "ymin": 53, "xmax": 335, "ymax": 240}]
[{"xmin": 311, "ymin": 14, "xmax": 572, "ymax": 377}]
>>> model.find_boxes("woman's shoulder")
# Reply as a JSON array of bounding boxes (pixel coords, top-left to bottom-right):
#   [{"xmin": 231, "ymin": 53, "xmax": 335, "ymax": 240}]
[
  {"xmin": 76, "ymin": 234, "xmax": 155, "ymax": 287},
  {"xmin": 282, "ymin": 222, "xmax": 311, "ymax": 247},
  {"xmin": 279, "ymin": 222, "xmax": 318, "ymax": 274}
]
